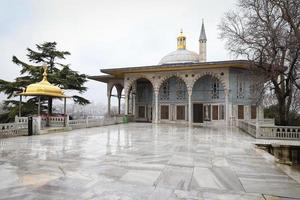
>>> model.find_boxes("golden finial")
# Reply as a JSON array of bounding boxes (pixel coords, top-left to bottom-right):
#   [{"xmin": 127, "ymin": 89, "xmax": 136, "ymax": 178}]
[
  {"xmin": 42, "ymin": 64, "xmax": 48, "ymax": 82},
  {"xmin": 177, "ymin": 29, "xmax": 186, "ymax": 49}
]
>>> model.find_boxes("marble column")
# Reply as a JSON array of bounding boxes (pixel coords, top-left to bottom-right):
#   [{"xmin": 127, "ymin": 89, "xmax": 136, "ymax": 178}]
[
  {"xmin": 154, "ymin": 90, "xmax": 159, "ymax": 123},
  {"xmin": 132, "ymin": 83, "xmax": 136, "ymax": 117},
  {"xmin": 258, "ymin": 105, "xmax": 264, "ymax": 120},
  {"xmin": 107, "ymin": 95, "xmax": 111, "ymax": 116},
  {"xmin": 132, "ymin": 93, "xmax": 136, "ymax": 116},
  {"xmin": 125, "ymin": 92, "xmax": 129, "ymax": 115},
  {"xmin": 188, "ymin": 89, "xmax": 192, "ymax": 126},
  {"xmin": 225, "ymin": 89, "xmax": 229, "ymax": 125},
  {"xmin": 118, "ymin": 96, "xmax": 121, "ymax": 114}
]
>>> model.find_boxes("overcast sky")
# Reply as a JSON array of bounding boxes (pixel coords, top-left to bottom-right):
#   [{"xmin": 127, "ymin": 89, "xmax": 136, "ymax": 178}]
[{"xmin": 0, "ymin": 0, "xmax": 237, "ymax": 106}]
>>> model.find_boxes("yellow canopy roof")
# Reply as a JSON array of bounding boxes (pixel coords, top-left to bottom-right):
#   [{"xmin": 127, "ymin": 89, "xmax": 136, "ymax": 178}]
[{"xmin": 20, "ymin": 65, "xmax": 66, "ymax": 98}]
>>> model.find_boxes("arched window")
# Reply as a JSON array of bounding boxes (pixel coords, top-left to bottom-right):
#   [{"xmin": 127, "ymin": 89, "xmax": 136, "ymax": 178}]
[
  {"xmin": 160, "ymin": 81, "xmax": 169, "ymax": 100},
  {"xmin": 211, "ymin": 78, "xmax": 219, "ymax": 99},
  {"xmin": 176, "ymin": 79, "xmax": 186, "ymax": 100},
  {"xmin": 237, "ymin": 76, "xmax": 245, "ymax": 99}
]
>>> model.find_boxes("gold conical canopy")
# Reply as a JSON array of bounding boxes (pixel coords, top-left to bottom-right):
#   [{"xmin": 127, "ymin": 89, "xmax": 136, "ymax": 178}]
[{"xmin": 20, "ymin": 65, "xmax": 65, "ymax": 97}]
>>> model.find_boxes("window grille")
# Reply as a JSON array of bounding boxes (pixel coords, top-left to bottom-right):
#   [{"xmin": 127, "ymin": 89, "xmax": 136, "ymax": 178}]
[
  {"xmin": 211, "ymin": 78, "xmax": 219, "ymax": 99},
  {"xmin": 176, "ymin": 79, "xmax": 186, "ymax": 100},
  {"xmin": 237, "ymin": 76, "xmax": 245, "ymax": 99},
  {"xmin": 160, "ymin": 81, "xmax": 170, "ymax": 100}
]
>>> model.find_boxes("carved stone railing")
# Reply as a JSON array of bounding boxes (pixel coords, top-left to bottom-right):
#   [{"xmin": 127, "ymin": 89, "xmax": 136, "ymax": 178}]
[
  {"xmin": 69, "ymin": 116, "xmax": 123, "ymax": 130},
  {"xmin": 249, "ymin": 118, "xmax": 275, "ymax": 125},
  {"xmin": 1, "ymin": 116, "xmax": 123, "ymax": 138},
  {"xmin": 0, "ymin": 122, "xmax": 28, "ymax": 138},
  {"xmin": 238, "ymin": 120, "xmax": 257, "ymax": 137},
  {"xmin": 41, "ymin": 116, "xmax": 66, "ymax": 128},
  {"xmin": 68, "ymin": 119, "xmax": 87, "ymax": 129},
  {"xmin": 259, "ymin": 126, "xmax": 300, "ymax": 140},
  {"xmin": 15, "ymin": 116, "xmax": 28, "ymax": 124},
  {"xmin": 238, "ymin": 119, "xmax": 300, "ymax": 140}
]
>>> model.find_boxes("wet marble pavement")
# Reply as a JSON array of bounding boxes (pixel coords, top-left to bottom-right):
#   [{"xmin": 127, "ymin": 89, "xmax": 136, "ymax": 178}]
[{"xmin": 0, "ymin": 123, "xmax": 300, "ymax": 200}]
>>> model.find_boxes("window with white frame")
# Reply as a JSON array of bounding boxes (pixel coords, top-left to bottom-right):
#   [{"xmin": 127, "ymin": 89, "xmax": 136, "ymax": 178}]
[
  {"xmin": 176, "ymin": 79, "xmax": 186, "ymax": 100},
  {"xmin": 211, "ymin": 78, "xmax": 220, "ymax": 99},
  {"xmin": 237, "ymin": 76, "xmax": 245, "ymax": 99}
]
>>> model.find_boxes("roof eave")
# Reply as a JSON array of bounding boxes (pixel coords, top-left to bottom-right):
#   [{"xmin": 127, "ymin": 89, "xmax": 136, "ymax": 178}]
[{"xmin": 100, "ymin": 60, "xmax": 251, "ymax": 77}]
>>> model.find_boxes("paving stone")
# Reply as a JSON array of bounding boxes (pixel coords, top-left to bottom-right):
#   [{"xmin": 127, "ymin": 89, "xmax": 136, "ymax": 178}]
[{"xmin": 0, "ymin": 123, "xmax": 299, "ymax": 199}]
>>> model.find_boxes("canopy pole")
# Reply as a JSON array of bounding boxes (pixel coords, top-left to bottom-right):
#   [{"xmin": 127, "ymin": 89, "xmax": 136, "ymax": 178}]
[
  {"xmin": 64, "ymin": 97, "xmax": 67, "ymax": 127},
  {"xmin": 38, "ymin": 96, "xmax": 41, "ymax": 116},
  {"xmin": 19, "ymin": 95, "xmax": 22, "ymax": 117}
]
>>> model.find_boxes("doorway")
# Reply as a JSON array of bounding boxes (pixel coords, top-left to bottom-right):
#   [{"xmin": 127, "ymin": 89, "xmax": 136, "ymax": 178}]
[
  {"xmin": 212, "ymin": 105, "xmax": 219, "ymax": 120},
  {"xmin": 193, "ymin": 103, "xmax": 203, "ymax": 123}
]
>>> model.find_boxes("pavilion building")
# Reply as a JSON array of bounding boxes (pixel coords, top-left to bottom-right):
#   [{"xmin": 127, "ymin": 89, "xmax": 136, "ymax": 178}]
[{"xmin": 89, "ymin": 22, "xmax": 264, "ymax": 125}]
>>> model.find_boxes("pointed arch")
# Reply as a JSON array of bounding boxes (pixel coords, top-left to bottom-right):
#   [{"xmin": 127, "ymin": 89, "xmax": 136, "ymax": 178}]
[
  {"xmin": 191, "ymin": 72, "xmax": 227, "ymax": 92},
  {"xmin": 158, "ymin": 75, "xmax": 189, "ymax": 102},
  {"xmin": 124, "ymin": 76, "xmax": 155, "ymax": 97},
  {"xmin": 156, "ymin": 74, "xmax": 189, "ymax": 93}
]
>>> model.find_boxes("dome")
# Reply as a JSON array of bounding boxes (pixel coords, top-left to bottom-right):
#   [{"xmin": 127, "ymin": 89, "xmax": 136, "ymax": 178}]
[
  {"xmin": 21, "ymin": 66, "xmax": 65, "ymax": 97},
  {"xmin": 159, "ymin": 49, "xmax": 199, "ymax": 65},
  {"xmin": 23, "ymin": 80, "xmax": 64, "ymax": 97}
]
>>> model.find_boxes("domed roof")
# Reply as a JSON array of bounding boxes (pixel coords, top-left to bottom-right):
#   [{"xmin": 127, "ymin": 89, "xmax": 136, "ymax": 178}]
[
  {"xmin": 21, "ymin": 66, "xmax": 65, "ymax": 97},
  {"xmin": 159, "ymin": 49, "xmax": 199, "ymax": 65},
  {"xmin": 159, "ymin": 30, "xmax": 200, "ymax": 65}
]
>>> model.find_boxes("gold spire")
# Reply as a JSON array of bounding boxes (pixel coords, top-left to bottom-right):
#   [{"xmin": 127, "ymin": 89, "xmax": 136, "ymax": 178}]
[
  {"xmin": 42, "ymin": 64, "xmax": 48, "ymax": 82},
  {"xmin": 177, "ymin": 29, "xmax": 186, "ymax": 49}
]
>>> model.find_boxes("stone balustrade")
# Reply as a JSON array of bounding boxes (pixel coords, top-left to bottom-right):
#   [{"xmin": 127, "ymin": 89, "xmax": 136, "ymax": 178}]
[
  {"xmin": 238, "ymin": 119, "xmax": 300, "ymax": 140},
  {"xmin": 238, "ymin": 120, "xmax": 257, "ymax": 137},
  {"xmin": 0, "ymin": 122, "xmax": 28, "ymax": 138},
  {"xmin": 41, "ymin": 116, "xmax": 66, "ymax": 128},
  {"xmin": 69, "ymin": 116, "xmax": 123, "ymax": 130},
  {"xmin": 15, "ymin": 116, "xmax": 28, "ymax": 124},
  {"xmin": 0, "ymin": 116, "xmax": 123, "ymax": 138},
  {"xmin": 249, "ymin": 118, "xmax": 275, "ymax": 125},
  {"xmin": 259, "ymin": 126, "xmax": 300, "ymax": 140}
]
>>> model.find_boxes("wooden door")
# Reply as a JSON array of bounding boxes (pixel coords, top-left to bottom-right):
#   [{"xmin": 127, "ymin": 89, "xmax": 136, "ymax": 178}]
[
  {"xmin": 193, "ymin": 103, "xmax": 203, "ymax": 123},
  {"xmin": 176, "ymin": 105, "xmax": 185, "ymax": 120},
  {"xmin": 238, "ymin": 105, "xmax": 244, "ymax": 119},
  {"xmin": 138, "ymin": 106, "xmax": 145, "ymax": 118},
  {"xmin": 212, "ymin": 105, "xmax": 218, "ymax": 120},
  {"xmin": 160, "ymin": 105, "xmax": 169, "ymax": 120},
  {"xmin": 251, "ymin": 105, "xmax": 256, "ymax": 119}
]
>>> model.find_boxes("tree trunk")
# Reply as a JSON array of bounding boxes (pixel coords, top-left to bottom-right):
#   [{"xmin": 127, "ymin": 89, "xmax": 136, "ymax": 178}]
[
  {"xmin": 278, "ymin": 98, "xmax": 288, "ymax": 125},
  {"xmin": 48, "ymin": 97, "xmax": 53, "ymax": 115},
  {"xmin": 47, "ymin": 97, "xmax": 53, "ymax": 127}
]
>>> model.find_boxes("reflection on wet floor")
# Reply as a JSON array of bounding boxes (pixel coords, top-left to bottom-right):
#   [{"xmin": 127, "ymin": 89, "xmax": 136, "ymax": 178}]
[{"xmin": 0, "ymin": 123, "xmax": 300, "ymax": 199}]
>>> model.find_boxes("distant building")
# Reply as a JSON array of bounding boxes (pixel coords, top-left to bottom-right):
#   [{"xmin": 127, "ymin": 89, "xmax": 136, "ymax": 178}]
[{"xmin": 89, "ymin": 21, "xmax": 263, "ymax": 125}]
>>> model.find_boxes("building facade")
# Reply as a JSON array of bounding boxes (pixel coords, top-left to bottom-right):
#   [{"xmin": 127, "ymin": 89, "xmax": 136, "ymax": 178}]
[{"xmin": 90, "ymin": 22, "xmax": 263, "ymax": 125}]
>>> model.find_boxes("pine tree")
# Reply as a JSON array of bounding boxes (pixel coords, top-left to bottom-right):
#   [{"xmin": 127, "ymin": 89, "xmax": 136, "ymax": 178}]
[{"xmin": 0, "ymin": 42, "xmax": 90, "ymax": 122}]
